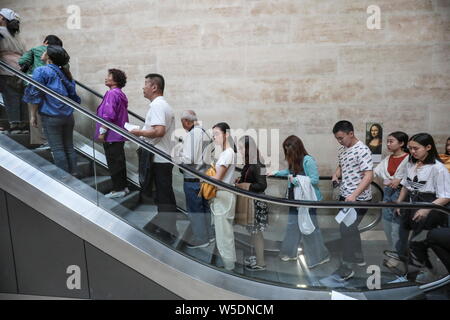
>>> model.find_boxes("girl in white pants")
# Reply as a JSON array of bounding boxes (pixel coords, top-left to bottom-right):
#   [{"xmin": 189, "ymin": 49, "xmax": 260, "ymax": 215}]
[{"xmin": 210, "ymin": 122, "xmax": 237, "ymax": 271}]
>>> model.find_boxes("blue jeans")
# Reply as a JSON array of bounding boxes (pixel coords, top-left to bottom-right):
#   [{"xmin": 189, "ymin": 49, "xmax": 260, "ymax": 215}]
[
  {"xmin": 41, "ymin": 114, "xmax": 77, "ymax": 175},
  {"xmin": 382, "ymin": 186, "xmax": 407, "ymax": 254},
  {"xmin": 184, "ymin": 181, "xmax": 213, "ymax": 244},
  {"xmin": 280, "ymin": 207, "xmax": 330, "ymax": 267}
]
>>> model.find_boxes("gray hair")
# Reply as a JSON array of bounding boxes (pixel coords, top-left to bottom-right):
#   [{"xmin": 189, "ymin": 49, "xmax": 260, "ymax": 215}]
[{"xmin": 181, "ymin": 110, "xmax": 198, "ymax": 122}]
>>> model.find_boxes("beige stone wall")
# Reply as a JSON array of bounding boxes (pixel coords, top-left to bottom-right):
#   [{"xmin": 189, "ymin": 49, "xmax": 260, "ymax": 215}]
[{"xmin": 4, "ymin": 0, "xmax": 450, "ymax": 174}]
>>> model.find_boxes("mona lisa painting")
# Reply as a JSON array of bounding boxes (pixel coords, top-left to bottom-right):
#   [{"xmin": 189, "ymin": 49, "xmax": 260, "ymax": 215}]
[{"xmin": 366, "ymin": 122, "xmax": 383, "ymax": 162}]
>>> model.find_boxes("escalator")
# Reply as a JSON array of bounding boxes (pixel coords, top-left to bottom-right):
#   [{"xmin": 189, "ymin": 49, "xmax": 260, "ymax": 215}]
[{"xmin": 0, "ymin": 61, "xmax": 449, "ymax": 300}]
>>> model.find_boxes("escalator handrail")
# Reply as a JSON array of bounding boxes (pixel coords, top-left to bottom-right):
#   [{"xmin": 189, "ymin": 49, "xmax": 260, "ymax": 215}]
[
  {"xmin": 74, "ymin": 80, "xmax": 145, "ymax": 122},
  {"xmin": 1, "ymin": 60, "xmax": 449, "ymax": 215},
  {"xmin": 237, "ymin": 166, "xmax": 384, "ymax": 231}
]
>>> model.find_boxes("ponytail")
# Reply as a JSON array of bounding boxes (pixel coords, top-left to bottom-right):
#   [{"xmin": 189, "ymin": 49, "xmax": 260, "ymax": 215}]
[
  {"xmin": 6, "ymin": 19, "xmax": 19, "ymax": 37},
  {"xmin": 60, "ymin": 65, "xmax": 73, "ymax": 81}
]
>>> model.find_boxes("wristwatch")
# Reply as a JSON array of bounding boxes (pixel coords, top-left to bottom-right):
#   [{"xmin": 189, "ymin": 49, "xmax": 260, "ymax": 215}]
[{"xmin": 99, "ymin": 127, "xmax": 108, "ymax": 135}]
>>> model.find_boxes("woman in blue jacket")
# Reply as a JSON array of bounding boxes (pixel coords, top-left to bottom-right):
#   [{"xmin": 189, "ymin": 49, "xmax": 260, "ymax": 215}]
[
  {"xmin": 23, "ymin": 45, "xmax": 81, "ymax": 176},
  {"xmin": 272, "ymin": 135, "xmax": 330, "ymax": 269}
]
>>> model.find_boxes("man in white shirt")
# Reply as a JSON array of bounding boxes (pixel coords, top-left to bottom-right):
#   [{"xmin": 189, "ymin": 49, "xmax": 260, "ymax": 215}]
[
  {"xmin": 131, "ymin": 73, "xmax": 177, "ymax": 243},
  {"xmin": 178, "ymin": 110, "xmax": 214, "ymax": 248},
  {"xmin": 331, "ymin": 120, "xmax": 373, "ymax": 282}
]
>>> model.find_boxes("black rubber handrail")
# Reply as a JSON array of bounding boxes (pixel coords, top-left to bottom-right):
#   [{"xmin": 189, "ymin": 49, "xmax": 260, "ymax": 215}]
[
  {"xmin": 1, "ymin": 60, "xmax": 449, "ymax": 215},
  {"xmin": 74, "ymin": 80, "xmax": 145, "ymax": 122}
]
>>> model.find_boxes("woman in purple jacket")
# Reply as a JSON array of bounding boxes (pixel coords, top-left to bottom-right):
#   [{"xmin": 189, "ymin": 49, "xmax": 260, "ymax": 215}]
[{"xmin": 96, "ymin": 69, "xmax": 129, "ymax": 198}]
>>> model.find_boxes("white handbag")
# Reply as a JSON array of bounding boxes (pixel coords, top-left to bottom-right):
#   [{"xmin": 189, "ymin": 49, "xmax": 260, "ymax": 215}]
[{"xmin": 294, "ymin": 175, "xmax": 317, "ymax": 235}]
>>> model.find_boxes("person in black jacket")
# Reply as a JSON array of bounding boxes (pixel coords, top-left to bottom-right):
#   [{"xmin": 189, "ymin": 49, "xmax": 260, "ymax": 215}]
[{"xmin": 235, "ymin": 135, "xmax": 268, "ymax": 271}]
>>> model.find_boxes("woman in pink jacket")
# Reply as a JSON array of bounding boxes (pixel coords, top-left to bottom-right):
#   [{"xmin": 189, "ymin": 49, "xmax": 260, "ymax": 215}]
[{"xmin": 95, "ymin": 69, "xmax": 130, "ymax": 198}]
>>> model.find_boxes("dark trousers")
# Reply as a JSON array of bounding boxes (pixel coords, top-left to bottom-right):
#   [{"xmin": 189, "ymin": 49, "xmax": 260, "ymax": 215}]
[
  {"xmin": 0, "ymin": 75, "xmax": 27, "ymax": 125},
  {"xmin": 398, "ymin": 193, "xmax": 448, "ymax": 258},
  {"xmin": 103, "ymin": 141, "xmax": 127, "ymax": 191},
  {"xmin": 184, "ymin": 181, "xmax": 213, "ymax": 244},
  {"xmin": 427, "ymin": 228, "xmax": 450, "ymax": 273},
  {"xmin": 339, "ymin": 197, "xmax": 368, "ymax": 264},
  {"xmin": 138, "ymin": 148, "xmax": 154, "ymax": 197},
  {"xmin": 150, "ymin": 162, "xmax": 178, "ymax": 236}
]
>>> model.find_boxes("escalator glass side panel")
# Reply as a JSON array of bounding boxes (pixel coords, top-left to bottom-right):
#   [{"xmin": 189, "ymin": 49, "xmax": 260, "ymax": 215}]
[{"xmin": 1, "ymin": 63, "xmax": 449, "ymax": 294}]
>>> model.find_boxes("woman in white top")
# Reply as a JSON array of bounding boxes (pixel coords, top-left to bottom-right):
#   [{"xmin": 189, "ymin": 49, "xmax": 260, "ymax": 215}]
[
  {"xmin": 374, "ymin": 132, "xmax": 409, "ymax": 259},
  {"xmin": 396, "ymin": 133, "xmax": 450, "ymax": 262},
  {"xmin": 210, "ymin": 122, "xmax": 237, "ymax": 271}
]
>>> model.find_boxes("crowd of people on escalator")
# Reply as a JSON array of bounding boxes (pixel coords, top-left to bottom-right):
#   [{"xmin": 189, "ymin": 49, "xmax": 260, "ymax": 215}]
[{"xmin": 1, "ymin": 7, "xmax": 450, "ymax": 286}]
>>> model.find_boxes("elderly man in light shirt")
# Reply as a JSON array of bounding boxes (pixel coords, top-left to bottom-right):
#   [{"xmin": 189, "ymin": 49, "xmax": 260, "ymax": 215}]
[{"xmin": 179, "ymin": 110, "xmax": 215, "ymax": 248}]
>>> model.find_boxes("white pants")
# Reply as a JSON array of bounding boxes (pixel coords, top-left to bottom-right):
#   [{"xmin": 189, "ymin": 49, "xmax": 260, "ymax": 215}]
[{"xmin": 210, "ymin": 190, "xmax": 236, "ymax": 270}]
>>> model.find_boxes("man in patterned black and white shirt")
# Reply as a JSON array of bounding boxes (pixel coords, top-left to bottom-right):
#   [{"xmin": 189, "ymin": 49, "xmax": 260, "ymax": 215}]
[{"xmin": 331, "ymin": 120, "xmax": 374, "ymax": 282}]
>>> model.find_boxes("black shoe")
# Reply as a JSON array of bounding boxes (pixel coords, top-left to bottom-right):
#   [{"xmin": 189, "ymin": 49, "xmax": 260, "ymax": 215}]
[
  {"xmin": 332, "ymin": 264, "xmax": 355, "ymax": 282},
  {"xmin": 410, "ymin": 241, "xmax": 432, "ymax": 269}
]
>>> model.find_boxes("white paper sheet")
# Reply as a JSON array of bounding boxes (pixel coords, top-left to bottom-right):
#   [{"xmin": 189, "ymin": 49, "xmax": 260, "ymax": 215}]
[
  {"xmin": 124, "ymin": 122, "xmax": 140, "ymax": 132},
  {"xmin": 335, "ymin": 208, "xmax": 357, "ymax": 227}
]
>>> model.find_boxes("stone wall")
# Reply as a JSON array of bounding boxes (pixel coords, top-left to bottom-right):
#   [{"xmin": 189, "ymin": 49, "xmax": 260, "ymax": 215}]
[{"xmin": 4, "ymin": 0, "xmax": 450, "ymax": 173}]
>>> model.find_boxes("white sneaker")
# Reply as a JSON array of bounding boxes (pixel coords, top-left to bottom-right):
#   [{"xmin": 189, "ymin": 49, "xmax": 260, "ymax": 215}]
[
  {"xmin": 280, "ymin": 255, "xmax": 298, "ymax": 262},
  {"xmin": 105, "ymin": 189, "xmax": 128, "ymax": 199},
  {"xmin": 244, "ymin": 256, "xmax": 257, "ymax": 266},
  {"xmin": 388, "ymin": 276, "xmax": 408, "ymax": 284},
  {"xmin": 36, "ymin": 143, "xmax": 50, "ymax": 150}
]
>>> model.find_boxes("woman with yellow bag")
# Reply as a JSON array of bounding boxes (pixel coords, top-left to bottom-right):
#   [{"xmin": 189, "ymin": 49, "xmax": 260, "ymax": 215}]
[{"xmin": 208, "ymin": 122, "xmax": 237, "ymax": 271}]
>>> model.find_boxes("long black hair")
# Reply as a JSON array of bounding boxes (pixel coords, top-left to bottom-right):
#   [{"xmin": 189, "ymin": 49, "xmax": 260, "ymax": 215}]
[
  {"xmin": 388, "ymin": 131, "xmax": 409, "ymax": 153},
  {"xmin": 5, "ymin": 19, "xmax": 20, "ymax": 37},
  {"xmin": 212, "ymin": 122, "xmax": 237, "ymax": 153},
  {"xmin": 409, "ymin": 133, "xmax": 442, "ymax": 164},
  {"xmin": 238, "ymin": 135, "xmax": 264, "ymax": 166},
  {"xmin": 47, "ymin": 45, "xmax": 73, "ymax": 81}
]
